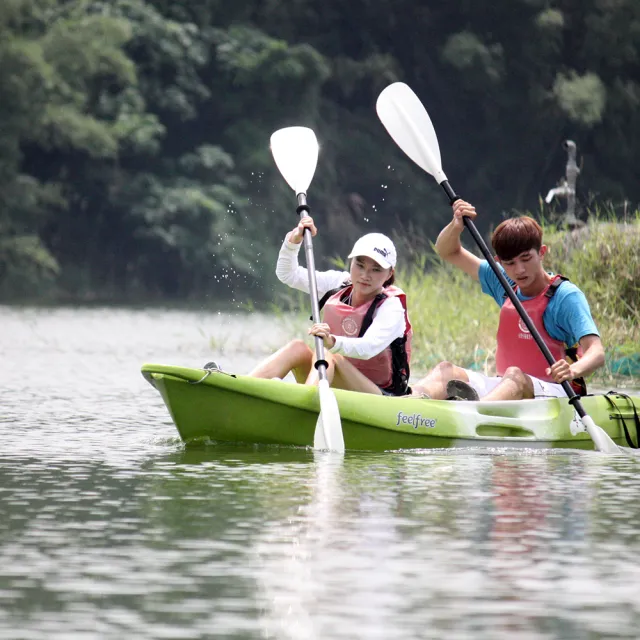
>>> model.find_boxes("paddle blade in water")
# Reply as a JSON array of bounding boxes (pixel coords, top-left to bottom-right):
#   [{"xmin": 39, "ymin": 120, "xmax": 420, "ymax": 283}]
[
  {"xmin": 581, "ymin": 414, "xmax": 624, "ymax": 454},
  {"xmin": 314, "ymin": 379, "xmax": 345, "ymax": 452},
  {"xmin": 376, "ymin": 82, "xmax": 447, "ymax": 184},
  {"xmin": 270, "ymin": 127, "xmax": 319, "ymax": 194}
]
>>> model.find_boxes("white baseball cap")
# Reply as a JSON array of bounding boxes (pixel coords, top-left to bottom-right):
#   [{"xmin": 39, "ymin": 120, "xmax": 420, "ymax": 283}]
[{"xmin": 348, "ymin": 233, "xmax": 397, "ymax": 269}]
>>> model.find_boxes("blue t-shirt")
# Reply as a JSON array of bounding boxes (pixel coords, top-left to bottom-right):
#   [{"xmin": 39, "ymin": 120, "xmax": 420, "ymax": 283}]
[{"xmin": 478, "ymin": 261, "xmax": 599, "ymax": 347}]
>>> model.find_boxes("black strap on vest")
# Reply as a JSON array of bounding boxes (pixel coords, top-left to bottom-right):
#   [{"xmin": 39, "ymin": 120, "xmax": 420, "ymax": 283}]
[
  {"xmin": 313, "ymin": 280, "xmax": 351, "ymax": 320},
  {"xmin": 603, "ymin": 391, "xmax": 640, "ymax": 448},
  {"xmin": 317, "ymin": 285, "xmax": 411, "ymax": 396},
  {"xmin": 358, "ymin": 292, "xmax": 411, "ymax": 396},
  {"xmin": 544, "ymin": 274, "xmax": 570, "ymax": 298},
  {"xmin": 358, "ymin": 292, "xmax": 386, "ymax": 337}
]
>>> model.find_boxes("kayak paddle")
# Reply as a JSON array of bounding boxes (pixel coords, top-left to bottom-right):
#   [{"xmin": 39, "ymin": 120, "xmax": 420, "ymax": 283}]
[
  {"xmin": 270, "ymin": 126, "xmax": 345, "ymax": 453},
  {"xmin": 376, "ymin": 82, "xmax": 622, "ymax": 454}
]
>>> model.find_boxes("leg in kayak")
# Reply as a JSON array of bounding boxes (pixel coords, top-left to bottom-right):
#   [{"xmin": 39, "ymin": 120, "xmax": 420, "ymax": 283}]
[
  {"xmin": 248, "ymin": 339, "xmax": 314, "ymax": 382},
  {"xmin": 410, "ymin": 361, "xmax": 470, "ymax": 399},
  {"xmin": 249, "ymin": 341, "xmax": 383, "ymax": 394},
  {"xmin": 480, "ymin": 367, "xmax": 534, "ymax": 401},
  {"xmin": 315, "ymin": 353, "xmax": 383, "ymax": 395},
  {"xmin": 412, "ymin": 362, "xmax": 539, "ymax": 401}
]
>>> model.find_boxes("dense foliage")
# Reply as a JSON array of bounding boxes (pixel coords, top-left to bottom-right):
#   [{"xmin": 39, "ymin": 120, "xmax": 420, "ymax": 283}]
[{"xmin": 2, "ymin": 0, "xmax": 640, "ymax": 302}]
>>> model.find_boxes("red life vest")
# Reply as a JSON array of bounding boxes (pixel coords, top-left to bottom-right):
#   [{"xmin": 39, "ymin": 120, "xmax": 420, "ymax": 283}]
[
  {"xmin": 321, "ymin": 284, "xmax": 412, "ymax": 394},
  {"xmin": 495, "ymin": 275, "xmax": 586, "ymax": 394}
]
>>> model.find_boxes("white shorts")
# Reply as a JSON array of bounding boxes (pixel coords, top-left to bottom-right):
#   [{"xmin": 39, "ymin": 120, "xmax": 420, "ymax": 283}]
[{"xmin": 465, "ymin": 369, "xmax": 568, "ymax": 399}]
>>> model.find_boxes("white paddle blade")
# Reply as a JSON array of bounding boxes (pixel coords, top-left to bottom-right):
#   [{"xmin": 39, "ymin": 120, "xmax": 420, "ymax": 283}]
[
  {"xmin": 270, "ymin": 126, "xmax": 319, "ymax": 194},
  {"xmin": 314, "ymin": 379, "xmax": 345, "ymax": 452},
  {"xmin": 581, "ymin": 415, "xmax": 623, "ymax": 454},
  {"xmin": 376, "ymin": 82, "xmax": 448, "ymax": 184}
]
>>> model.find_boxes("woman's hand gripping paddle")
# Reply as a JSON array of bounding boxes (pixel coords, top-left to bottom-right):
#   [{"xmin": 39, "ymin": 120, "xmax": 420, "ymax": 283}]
[
  {"xmin": 270, "ymin": 127, "xmax": 345, "ymax": 453},
  {"xmin": 376, "ymin": 82, "xmax": 622, "ymax": 454}
]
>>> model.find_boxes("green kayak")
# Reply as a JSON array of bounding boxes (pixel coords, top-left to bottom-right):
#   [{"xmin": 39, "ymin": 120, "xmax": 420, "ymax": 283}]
[{"xmin": 142, "ymin": 363, "xmax": 639, "ymax": 451}]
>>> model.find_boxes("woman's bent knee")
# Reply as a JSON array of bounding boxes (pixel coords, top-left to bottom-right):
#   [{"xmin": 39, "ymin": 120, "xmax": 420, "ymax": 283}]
[{"xmin": 284, "ymin": 339, "xmax": 312, "ymax": 356}]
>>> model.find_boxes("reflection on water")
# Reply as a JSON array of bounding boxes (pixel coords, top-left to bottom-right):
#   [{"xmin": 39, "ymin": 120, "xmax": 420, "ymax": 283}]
[
  {"xmin": 2, "ymin": 306, "xmax": 640, "ymax": 639},
  {"xmin": 255, "ymin": 451, "xmax": 640, "ymax": 639}
]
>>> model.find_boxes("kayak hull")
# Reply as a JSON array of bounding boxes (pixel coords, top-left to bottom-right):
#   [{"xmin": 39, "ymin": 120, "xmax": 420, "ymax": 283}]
[{"xmin": 142, "ymin": 364, "xmax": 638, "ymax": 451}]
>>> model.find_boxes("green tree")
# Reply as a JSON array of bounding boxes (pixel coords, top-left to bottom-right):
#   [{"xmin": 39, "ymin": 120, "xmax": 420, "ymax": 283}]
[{"xmin": 0, "ymin": 0, "xmax": 133, "ymax": 296}]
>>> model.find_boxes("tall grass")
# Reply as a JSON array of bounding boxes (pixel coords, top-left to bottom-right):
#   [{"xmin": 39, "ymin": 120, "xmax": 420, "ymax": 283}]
[
  {"xmin": 542, "ymin": 208, "xmax": 640, "ymax": 385},
  {"xmin": 396, "ymin": 256, "xmax": 497, "ymax": 376}
]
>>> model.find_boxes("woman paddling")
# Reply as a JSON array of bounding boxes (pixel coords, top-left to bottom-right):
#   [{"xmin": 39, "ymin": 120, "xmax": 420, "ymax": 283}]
[{"xmin": 249, "ymin": 216, "xmax": 413, "ymax": 396}]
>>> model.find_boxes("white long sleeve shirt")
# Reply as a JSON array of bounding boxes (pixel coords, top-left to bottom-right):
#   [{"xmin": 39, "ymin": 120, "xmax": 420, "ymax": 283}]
[{"xmin": 276, "ymin": 236, "xmax": 406, "ymax": 360}]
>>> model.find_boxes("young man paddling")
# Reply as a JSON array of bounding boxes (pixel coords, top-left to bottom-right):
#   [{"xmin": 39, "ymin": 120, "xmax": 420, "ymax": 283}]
[{"xmin": 412, "ymin": 200, "xmax": 605, "ymax": 401}]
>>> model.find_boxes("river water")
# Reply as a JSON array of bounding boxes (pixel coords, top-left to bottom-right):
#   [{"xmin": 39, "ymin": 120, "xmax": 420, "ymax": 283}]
[{"xmin": 2, "ymin": 305, "xmax": 640, "ymax": 639}]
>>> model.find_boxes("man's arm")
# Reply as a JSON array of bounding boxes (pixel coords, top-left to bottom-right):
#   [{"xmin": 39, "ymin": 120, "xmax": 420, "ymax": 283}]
[
  {"xmin": 435, "ymin": 200, "xmax": 483, "ymax": 280},
  {"xmin": 546, "ymin": 334, "xmax": 605, "ymax": 383},
  {"xmin": 573, "ymin": 334, "xmax": 605, "ymax": 378},
  {"xmin": 545, "ymin": 286, "xmax": 605, "ymax": 383}
]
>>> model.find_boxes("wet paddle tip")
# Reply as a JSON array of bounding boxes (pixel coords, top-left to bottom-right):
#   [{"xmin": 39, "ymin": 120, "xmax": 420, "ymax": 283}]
[
  {"xmin": 581, "ymin": 415, "xmax": 624, "ymax": 454},
  {"xmin": 314, "ymin": 380, "xmax": 345, "ymax": 453}
]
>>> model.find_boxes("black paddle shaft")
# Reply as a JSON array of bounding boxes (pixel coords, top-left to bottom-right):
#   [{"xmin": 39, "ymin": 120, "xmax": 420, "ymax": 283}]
[
  {"xmin": 440, "ymin": 180, "xmax": 584, "ymax": 414},
  {"xmin": 296, "ymin": 193, "xmax": 330, "ymax": 379}
]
